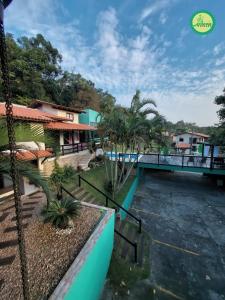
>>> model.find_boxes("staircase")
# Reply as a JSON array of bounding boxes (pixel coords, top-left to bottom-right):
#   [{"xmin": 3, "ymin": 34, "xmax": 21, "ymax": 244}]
[
  {"xmin": 69, "ymin": 185, "xmax": 146, "ymax": 264},
  {"xmin": 0, "ymin": 191, "xmax": 44, "ymax": 290},
  {"xmin": 77, "ymin": 152, "xmax": 95, "ymax": 171},
  {"xmin": 71, "ymin": 186, "xmax": 98, "ymax": 204}
]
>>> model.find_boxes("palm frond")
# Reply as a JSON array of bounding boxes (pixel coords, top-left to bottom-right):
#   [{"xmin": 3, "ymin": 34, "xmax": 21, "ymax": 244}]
[{"xmin": 0, "ymin": 157, "xmax": 52, "ymax": 205}]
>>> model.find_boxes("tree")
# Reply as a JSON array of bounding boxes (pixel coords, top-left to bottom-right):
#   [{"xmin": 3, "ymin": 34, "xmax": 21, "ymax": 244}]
[
  {"xmin": 209, "ymin": 88, "xmax": 225, "ymax": 146},
  {"xmin": 98, "ymin": 91, "xmax": 158, "ymax": 200},
  {"xmin": 0, "ymin": 33, "xmax": 62, "ymax": 105},
  {"xmin": 215, "ymin": 87, "xmax": 225, "ymax": 125},
  {"xmin": 130, "ymin": 89, "xmax": 158, "ymax": 118}
]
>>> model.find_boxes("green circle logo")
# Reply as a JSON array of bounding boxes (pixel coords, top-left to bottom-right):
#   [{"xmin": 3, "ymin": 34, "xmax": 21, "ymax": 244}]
[{"xmin": 191, "ymin": 11, "xmax": 215, "ymax": 34}]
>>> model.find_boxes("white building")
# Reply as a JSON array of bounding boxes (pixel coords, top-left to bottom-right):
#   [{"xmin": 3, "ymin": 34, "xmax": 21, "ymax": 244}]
[{"xmin": 173, "ymin": 132, "xmax": 209, "ymax": 154}]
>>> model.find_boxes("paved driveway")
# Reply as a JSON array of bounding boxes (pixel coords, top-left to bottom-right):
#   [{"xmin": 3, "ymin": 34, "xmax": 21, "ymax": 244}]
[{"xmin": 131, "ymin": 170, "xmax": 225, "ymax": 300}]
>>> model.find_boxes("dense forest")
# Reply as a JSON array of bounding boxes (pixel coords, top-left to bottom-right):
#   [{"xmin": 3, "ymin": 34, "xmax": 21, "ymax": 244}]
[{"xmin": 1, "ymin": 33, "xmax": 224, "ymax": 144}]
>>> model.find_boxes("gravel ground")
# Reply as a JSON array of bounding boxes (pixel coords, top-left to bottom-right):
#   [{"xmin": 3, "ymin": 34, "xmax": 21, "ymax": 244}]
[{"xmin": 0, "ymin": 193, "xmax": 101, "ymax": 299}]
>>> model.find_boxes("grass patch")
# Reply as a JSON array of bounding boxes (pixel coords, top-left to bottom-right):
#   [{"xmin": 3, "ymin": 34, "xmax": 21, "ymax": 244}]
[{"xmin": 80, "ymin": 165, "xmax": 136, "ymax": 207}]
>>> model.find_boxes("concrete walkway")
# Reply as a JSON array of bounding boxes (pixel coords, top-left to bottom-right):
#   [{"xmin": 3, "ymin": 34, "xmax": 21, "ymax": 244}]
[{"xmin": 131, "ymin": 170, "xmax": 225, "ymax": 300}]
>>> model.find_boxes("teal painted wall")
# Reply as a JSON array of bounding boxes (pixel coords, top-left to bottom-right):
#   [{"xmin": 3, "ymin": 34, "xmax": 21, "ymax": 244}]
[
  {"xmin": 138, "ymin": 163, "xmax": 225, "ymax": 175},
  {"xmin": 79, "ymin": 109, "xmax": 100, "ymax": 126},
  {"xmin": 119, "ymin": 176, "xmax": 139, "ymax": 220},
  {"xmin": 65, "ymin": 213, "xmax": 115, "ymax": 300}
]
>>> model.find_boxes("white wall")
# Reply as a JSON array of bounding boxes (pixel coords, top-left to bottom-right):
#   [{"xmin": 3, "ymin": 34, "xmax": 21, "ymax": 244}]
[
  {"xmin": 175, "ymin": 134, "xmax": 205, "ymax": 145},
  {"xmin": 39, "ymin": 104, "xmax": 79, "ymax": 124}
]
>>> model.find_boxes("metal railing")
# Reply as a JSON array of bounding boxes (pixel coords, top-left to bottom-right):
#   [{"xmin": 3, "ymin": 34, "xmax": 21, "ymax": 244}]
[
  {"xmin": 61, "ymin": 142, "xmax": 88, "ymax": 156},
  {"xmin": 78, "ymin": 175, "xmax": 142, "ymax": 233},
  {"xmin": 114, "ymin": 229, "xmax": 138, "ymax": 263},
  {"xmin": 137, "ymin": 153, "xmax": 225, "ymax": 170},
  {"xmin": 60, "ymin": 183, "xmax": 138, "ymax": 263}
]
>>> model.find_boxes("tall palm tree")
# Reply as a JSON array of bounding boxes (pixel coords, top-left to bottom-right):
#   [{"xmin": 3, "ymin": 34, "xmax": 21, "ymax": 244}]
[
  {"xmin": 130, "ymin": 89, "xmax": 158, "ymax": 118},
  {"xmin": 98, "ymin": 91, "xmax": 159, "ymax": 200}
]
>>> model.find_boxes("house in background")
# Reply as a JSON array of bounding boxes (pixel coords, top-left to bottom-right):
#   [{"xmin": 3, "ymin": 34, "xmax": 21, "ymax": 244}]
[
  {"xmin": 79, "ymin": 108, "xmax": 100, "ymax": 142},
  {"xmin": 173, "ymin": 132, "xmax": 210, "ymax": 154},
  {"xmin": 0, "ymin": 101, "xmax": 97, "ymax": 198},
  {"xmin": 30, "ymin": 100, "xmax": 96, "ymax": 151},
  {"xmin": 0, "ymin": 103, "xmax": 53, "ymax": 198}
]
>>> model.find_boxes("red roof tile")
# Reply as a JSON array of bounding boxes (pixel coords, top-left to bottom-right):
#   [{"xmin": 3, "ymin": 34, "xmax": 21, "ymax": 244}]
[
  {"xmin": 45, "ymin": 122, "xmax": 96, "ymax": 131},
  {"xmin": 0, "ymin": 103, "xmax": 52, "ymax": 122},
  {"xmin": 30, "ymin": 150, "xmax": 53, "ymax": 159},
  {"xmin": 176, "ymin": 143, "xmax": 191, "ymax": 149},
  {"xmin": 1, "ymin": 149, "xmax": 52, "ymax": 161},
  {"xmin": 30, "ymin": 99, "xmax": 84, "ymax": 113}
]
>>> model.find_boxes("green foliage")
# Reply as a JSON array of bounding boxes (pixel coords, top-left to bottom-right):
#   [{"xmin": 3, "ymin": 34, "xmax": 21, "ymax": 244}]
[
  {"xmin": 215, "ymin": 87, "xmax": 225, "ymax": 125},
  {"xmin": 50, "ymin": 163, "xmax": 76, "ymax": 195},
  {"xmin": 0, "ymin": 157, "xmax": 52, "ymax": 203},
  {"xmin": 98, "ymin": 90, "xmax": 158, "ymax": 198},
  {"xmin": 1, "ymin": 33, "xmax": 115, "ymax": 112},
  {"xmin": 42, "ymin": 197, "xmax": 80, "ymax": 229}
]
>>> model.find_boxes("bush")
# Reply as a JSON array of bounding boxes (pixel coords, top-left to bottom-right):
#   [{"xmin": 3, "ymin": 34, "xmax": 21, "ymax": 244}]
[
  {"xmin": 42, "ymin": 197, "xmax": 80, "ymax": 229},
  {"xmin": 50, "ymin": 163, "xmax": 76, "ymax": 197}
]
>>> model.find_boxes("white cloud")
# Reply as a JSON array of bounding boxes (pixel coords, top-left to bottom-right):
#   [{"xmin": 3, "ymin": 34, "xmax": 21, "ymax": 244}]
[
  {"xmin": 215, "ymin": 55, "xmax": 225, "ymax": 66},
  {"xmin": 4, "ymin": 1, "xmax": 225, "ymax": 126},
  {"xmin": 159, "ymin": 12, "xmax": 168, "ymax": 24},
  {"xmin": 139, "ymin": 0, "xmax": 178, "ymax": 22},
  {"xmin": 213, "ymin": 42, "xmax": 225, "ymax": 56}
]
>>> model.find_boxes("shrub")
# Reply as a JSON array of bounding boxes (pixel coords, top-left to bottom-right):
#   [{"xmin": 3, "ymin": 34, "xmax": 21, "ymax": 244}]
[
  {"xmin": 42, "ymin": 197, "xmax": 80, "ymax": 229},
  {"xmin": 50, "ymin": 163, "xmax": 76, "ymax": 197}
]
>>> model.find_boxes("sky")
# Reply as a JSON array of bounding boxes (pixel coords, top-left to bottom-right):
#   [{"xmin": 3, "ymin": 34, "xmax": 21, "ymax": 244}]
[{"xmin": 4, "ymin": 0, "xmax": 225, "ymax": 126}]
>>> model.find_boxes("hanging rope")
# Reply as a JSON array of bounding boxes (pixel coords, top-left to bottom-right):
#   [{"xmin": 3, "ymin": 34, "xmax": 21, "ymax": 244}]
[{"xmin": 0, "ymin": 2, "xmax": 29, "ymax": 299}]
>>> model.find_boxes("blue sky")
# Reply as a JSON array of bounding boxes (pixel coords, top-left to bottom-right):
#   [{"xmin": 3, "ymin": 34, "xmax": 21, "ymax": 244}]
[{"xmin": 4, "ymin": 0, "xmax": 225, "ymax": 126}]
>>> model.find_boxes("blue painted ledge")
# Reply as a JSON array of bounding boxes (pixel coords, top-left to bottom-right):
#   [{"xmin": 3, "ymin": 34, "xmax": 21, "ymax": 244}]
[{"xmin": 119, "ymin": 176, "xmax": 139, "ymax": 220}]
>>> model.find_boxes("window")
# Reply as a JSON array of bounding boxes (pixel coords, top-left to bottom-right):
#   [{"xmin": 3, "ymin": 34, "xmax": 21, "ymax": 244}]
[
  {"xmin": 66, "ymin": 113, "xmax": 74, "ymax": 121},
  {"xmin": 179, "ymin": 138, "xmax": 184, "ymax": 142}
]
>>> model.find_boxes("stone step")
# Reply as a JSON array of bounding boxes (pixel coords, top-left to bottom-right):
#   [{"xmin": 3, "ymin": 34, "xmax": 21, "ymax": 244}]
[
  {"xmin": 76, "ymin": 188, "xmax": 87, "ymax": 199},
  {"xmin": 23, "ymin": 201, "xmax": 38, "ymax": 206},
  {"xmin": 0, "ymin": 239, "xmax": 18, "ymax": 249},
  {"xmin": 79, "ymin": 191, "xmax": 90, "ymax": 201},
  {"xmin": 11, "ymin": 214, "xmax": 32, "ymax": 221},
  {"xmin": 0, "ymin": 255, "xmax": 16, "ymax": 267},
  {"xmin": 81, "ymin": 192, "xmax": 92, "ymax": 202},
  {"xmin": 84, "ymin": 194, "xmax": 96, "ymax": 203},
  {"xmin": 2, "ymin": 204, "xmax": 15, "ymax": 212},
  {"xmin": 0, "ymin": 212, "xmax": 9, "ymax": 223},
  {"xmin": 4, "ymin": 223, "xmax": 28, "ymax": 233}
]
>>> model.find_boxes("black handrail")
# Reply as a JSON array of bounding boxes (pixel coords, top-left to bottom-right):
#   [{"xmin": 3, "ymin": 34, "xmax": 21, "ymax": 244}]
[
  {"xmin": 61, "ymin": 184, "xmax": 138, "ymax": 262},
  {"xmin": 136, "ymin": 153, "xmax": 225, "ymax": 170},
  {"xmin": 114, "ymin": 229, "xmax": 137, "ymax": 263},
  {"xmin": 61, "ymin": 142, "xmax": 88, "ymax": 156},
  {"xmin": 60, "ymin": 185, "xmax": 79, "ymax": 200},
  {"xmin": 78, "ymin": 175, "xmax": 142, "ymax": 233}
]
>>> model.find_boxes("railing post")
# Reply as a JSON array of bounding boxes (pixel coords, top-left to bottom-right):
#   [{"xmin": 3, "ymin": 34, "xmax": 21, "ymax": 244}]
[
  {"xmin": 105, "ymin": 196, "xmax": 109, "ymax": 207},
  {"xmin": 134, "ymin": 242, "xmax": 138, "ymax": 263},
  {"xmin": 62, "ymin": 145, "xmax": 64, "ymax": 156},
  {"xmin": 157, "ymin": 153, "xmax": 160, "ymax": 165},
  {"xmin": 182, "ymin": 155, "xmax": 184, "ymax": 168},
  {"xmin": 78, "ymin": 175, "xmax": 81, "ymax": 187}
]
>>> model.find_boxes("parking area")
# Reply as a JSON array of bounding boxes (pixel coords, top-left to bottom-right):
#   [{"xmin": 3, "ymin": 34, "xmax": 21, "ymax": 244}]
[{"xmin": 131, "ymin": 170, "xmax": 225, "ymax": 300}]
